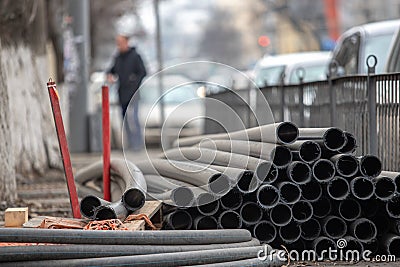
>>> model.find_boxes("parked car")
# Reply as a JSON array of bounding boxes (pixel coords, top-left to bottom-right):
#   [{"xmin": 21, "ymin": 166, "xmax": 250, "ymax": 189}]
[
  {"xmin": 332, "ymin": 19, "xmax": 400, "ymax": 75},
  {"xmin": 253, "ymin": 51, "xmax": 331, "ymax": 87}
]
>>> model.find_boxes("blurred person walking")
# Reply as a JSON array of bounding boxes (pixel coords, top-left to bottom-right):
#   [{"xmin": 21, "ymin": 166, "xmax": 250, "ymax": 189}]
[{"xmin": 107, "ymin": 34, "xmax": 147, "ymax": 151}]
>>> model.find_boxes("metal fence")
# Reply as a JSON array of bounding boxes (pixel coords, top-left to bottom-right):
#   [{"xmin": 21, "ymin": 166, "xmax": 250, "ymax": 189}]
[{"xmin": 205, "ymin": 69, "xmax": 400, "ymax": 171}]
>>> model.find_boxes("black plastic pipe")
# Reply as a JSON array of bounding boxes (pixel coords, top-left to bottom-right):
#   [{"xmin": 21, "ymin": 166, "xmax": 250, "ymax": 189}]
[
  {"xmin": 219, "ymin": 188, "xmax": 243, "ymax": 210},
  {"xmin": 327, "ymin": 176, "xmax": 350, "ymax": 200},
  {"xmin": 240, "ymin": 202, "xmax": 263, "ymax": 226},
  {"xmin": 373, "ymin": 176, "xmax": 397, "ymax": 201},
  {"xmin": 338, "ymin": 132, "xmax": 357, "ymax": 154},
  {"xmin": 287, "ymin": 161, "xmax": 312, "ymax": 184},
  {"xmin": 235, "ymin": 171, "xmax": 259, "ymax": 194},
  {"xmin": 312, "ymin": 159, "xmax": 336, "ymax": 183},
  {"xmin": 350, "ymin": 176, "xmax": 375, "ymax": 200},
  {"xmin": 0, "ymin": 239, "xmax": 262, "ymax": 263},
  {"xmin": 374, "ymin": 215, "xmax": 390, "ymax": 236},
  {"xmin": 277, "ymin": 182, "xmax": 301, "ymax": 204},
  {"xmin": 381, "ymin": 171, "xmax": 400, "ymax": 194},
  {"xmin": 80, "ymin": 195, "xmax": 110, "ymax": 219},
  {"xmin": 358, "ymin": 155, "xmax": 382, "ymax": 178},
  {"xmin": 256, "ymin": 184, "xmax": 280, "ymax": 209},
  {"xmin": 350, "ymin": 218, "xmax": 377, "ymax": 243},
  {"xmin": 292, "ymin": 200, "xmax": 313, "ymax": 223},
  {"xmin": 287, "ymin": 140, "xmax": 322, "ymax": 163},
  {"xmin": 197, "ymin": 192, "xmax": 220, "ymax": 216},
  {"xmin": 218, "ymin": 210, "xmax": 242, "ymax": 229},
  {"xmin": 330, "ymin": 154, "xmax": 359, "ymax": 178},
  {"xmin": 322, "ymin": 215, "xmax": 347, "ymax": 239},
  {"xmin": 360, "ymin": 199, "xmax": 379, "ymax": 218},
  {"xmin": 312, "ymin": 196, "xmax": 332, "ymax": 218},
  {"xmin": 1, "ymin": 246, "xmax": 266, "ymax": 267},
  {"xmin": 312, "ymin": 237, "xmax": 337, "ymax": 258},
  {"xmin": 279, "ymin": 221, "xmax": 301, "ymax": 243},
  {"xmin": 252, "ymin": 220, "xmax": 277, "ymax": 243},
  {"xmin": 301, "ymin": 180, "xmax": 322, "ymax": 202},
  {"xmin": 363, "ymin": 238, "xmax": 379, "ymax": 255},
  {"xmin": 386, "ymin": 194, "xmax": 400, "ymax": 219},
  {"xmin": 193, "ymin": 215, "xmax": 218, "ymax": 230},
  {"xmin": 163, "ymin": 209, "xmax": 193, "ymax": 230},
  {"xmin": 174, "ymin": 122, "xmax": 299, "ymax": 147},
  {"xmin": 382, "ymin": 233, "xmax": 400, "ymax": 258},
  {"xmin": 95, "ymin": 201, "xmax": 129, "ymax": 221},
  {"xmin": 300, "ymin": 218, "xmax": 321, "ymax": 241},
  {"xmin": 341, "ymin": 236, "xmax": 364, "ymax": 255},
  {"xmin": 199, "ymin": 140, "xmax": 292, "ymax": 169},
  {"xmin": 270, "ymin": 203, "xmax": 292, "ymax": 227},
  {"xmin": 0, "ymin": 228, "xmax": 252, "ymax": 245},
  {"xmin": 298, "ymin": 127, "xmax": 346, "ymax": 151},
  {"xmin": 338, "ymin": 198, "xmax": 361, "ymax": 222}
]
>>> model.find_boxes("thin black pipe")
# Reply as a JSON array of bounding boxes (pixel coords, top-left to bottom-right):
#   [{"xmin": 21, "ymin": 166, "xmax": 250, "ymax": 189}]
[
  {"xmin": 80, "ymin": 195, "xmax": 110, "ymax": 219},
  {"xmin": 312, "ymin": 196, "xmax": 332, "ymax": 218},
  {"xmin": 312, "ymin": 159, "xmax": 335, "ymax": 183},
  {"xmin": 338, "ymin": 132, "xmax": 357, "ymax": 154},
  {"xmin": 373, "ymin": 176, "xmax": 397, "ymax": 201},
  {"xmin": 277, "ymin": 182, "xmax": 301, "ymax": 205},
  {"xmin": 0, "ymin": 228, "xmax": 252, "ymax": 245},
  {"xmin": 252, "ymin": 221, "xmax": 277, "ymax": 243},
  {"xmin": 279, "ymin": 221, "xmax": 301, "ymax": 243},
  {"xmin": 193, "ymin": 215, "xmax": 218, "ymax": 230},
  {"xmin": 381, "ymin": 171, "xmax": 400, "ymax": 194},
  {"xmin": 269, "ymin": 203, "xmax": 292, "ymax": 227},
  {"xmin": 298, "ymin": 127, "xmax": 346, "ymax": 151},
  {"xmin": 240, "ymin": 202, "xmax": 263, "ymax": 226},
  {"xmin": 218, "ymin": 210, "xmax": 242, "ymax": 229},
  {"xmin": 322, "ymin": 215, "xmax": 347, "ymax": 239},
  {"xmin": 300, "ymin": 218, "xmax": 321, "ymax": 241},
  {"xmin": 330, "ymin": 154, "xmax": 359, "ymax": 178},
  {"xmin": 327, "ymin": 176, "xmax": 350, "ymax": 200},
  {"xmin": 0, "ymin": 240, "xmax": 262, "ymax": 263},
  {"xmin": 292, "ymin": 200, "xmax": 313, "ymax": 223},
  {"xmin": 358, "ymin": 155, "xmax": 382, "ymax": 178},
  {"xmin": 163, "ymin": 209, "xmax": 192, "ymax": 230},
  {"xmin": 256, "ymin": 184, "xmax": 280, "ymax": 209},
  {"xmin": 95, "ymin": 201, "xmax": 128, "ymax": 221},
  {"xmin": 219, "ymin": 188, "xmax": 243, "ymax": 210},
  {"xmin": 350, "ymin": 218, "xmax": 377, "ymax": 243},
  {"xmin": 287, "ymin": 161, "xmax": 311, "ymax": 184},
  {"xmin": 386, "ymin": 194, "xmax": 400, "ymax": 219},
  {"xmin": 235, "ymin": 171, "xmax": 259, "ymax": 194},
  {"xmin": 350, "ymin": 176, "xmax": 375, "ymax": 200},
  {"xmin": 197, "ymin": 192, "xmax": 220, "ymax": 216},
  {"xmin": 287, "ymin": 140, "xmax": 321, "ymax": 163},
  {"xmin": 301, "ymin": 180, "xmax": 322, "ymax": 202},
  {"xmin": 360, "ymin": 199, "xmax": 380, "ymax": 218},
  {"xmin": 338, "ymin": 198, "xmax": 361, "ymax": 222}
]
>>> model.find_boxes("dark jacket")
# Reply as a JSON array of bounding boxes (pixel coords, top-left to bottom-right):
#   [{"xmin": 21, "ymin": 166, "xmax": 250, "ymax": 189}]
[{"xmin": 108, "ymin": 47, "xmax": 147, "ymax": 105}]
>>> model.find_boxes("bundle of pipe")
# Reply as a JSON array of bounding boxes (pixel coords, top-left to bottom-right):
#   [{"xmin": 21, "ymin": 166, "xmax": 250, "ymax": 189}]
[
  {"xmin": 0, "ymin": 228, "xmax": 285, "ymax": 266},
  {"xmin": 151, "ymin": 123, "xmax": 400, "ymax": 258}
]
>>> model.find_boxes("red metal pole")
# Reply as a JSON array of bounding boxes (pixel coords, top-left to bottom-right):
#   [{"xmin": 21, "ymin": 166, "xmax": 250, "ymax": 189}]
[
  {"xmin": 47, "ymin": 79, "xmax": 81, "ymax": 218},
  {"xmin": 102, "ymin": 85, "xmax": 111, "ymax": 201}
]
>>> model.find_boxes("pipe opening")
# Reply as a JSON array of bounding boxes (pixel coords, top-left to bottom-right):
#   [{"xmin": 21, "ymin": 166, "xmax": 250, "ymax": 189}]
[
  {"xmin": 339, "ymin": 199, "xmax": 361, "ymax": 221},
  {"xmin": 236, "ymin": 172, "xmax": 258, "ymax": 193},
  {"xmin": 171, "ymin": 187, "xmax": 195, "ymax": 207},
  {"xmin": 375, "ymin": 177, "xmax": 396, "ymax": 201},
  {"xmin": 299, "ymin": 141, "xmax": 321, "ymax": 163},
  {"xmin": 314, "ymin": 238, "xmax": 336, "ymax": 258},
  {"xmin": 386, "ymin": 195, "xmax": 400, "ymax": 218},
  {"xmin": 351, "ymin": 177, "xmax": 375, "ymax": 200},
  {"xmin": 273, "ymin": 146, "xmax": 292, "ymax": 168},
  {"xmin": 253, "ymin": 221, "xmax": 276, "ymax": 243},
  {"xmin": 339, "ymin": 132, "xmax": 357, "ymax": 153},
  {"xmin": 312, "ymin": 197, "xmax": 331, "ymax": 218},
  {"xmin": 292, "ymin": 201, "xmax": 313, "ymax": 222},
  {"xmin": 270, "ymin": 203, "xmax": 292, "ymax": 226},
  {"xmin": 240, "ymin": 202, "xmax": 263, "ymax": 225},
  {"xmin": 360, "ymin": 155, "xmax": 382, "ymax": 178},
  {"xmin": 344, "ymin": 238, "xmax": 363, "ymax": 253},
  {"xmin": 279, "ymin": 222, "xmax": 301, "ymax": 243},
  {"xmin": 288, "ymin": 161, "xmax": 311, "ymax": 184},
  {"xmin": 336, "ymin": 155, "xmax": 358, "ymax": 177},
  {"xmin": 395, "ymin": 175, "xmax": 400, "ymax": 194},
  {"xmin": 208, "ymin": 174, "xmax": 230, "ymax": 196},
  {"xmin": 324, "ymin": 217, "xmax": 347, "ymax": 239},
  {"xmin": 257, "ymin": 185, "xmax": 280, "ymax": 209},
  {"xmin": 328, "ymin": 177, "xmax": 350, "ymax": 200},
  {"xmin": 264, "ymin": 163, "xmax": 278, "ymax": 183},
  {"xmin": 353, "ymin": 219, "xmax": 377, "ymax": 241},
  {"xmin": 197, "ymin": 193, "xmax": 219, "ymax": 215},
  {"xmin": 313, "ymin": 159, "xmax": 335, "ymax": 182},
  {"xmin": 219, "ymin": 211, "xmax": 242, "ymax": 229},
  {"xmin": 122, "ymin": 188, "xmax": 145, "ymax": 211},
  {"xmin": 220, "ymin": 189, "xmax": 243, "ymax": 210},
  {"xmin": 324, "ymin": 128, "xmax": 346, "ymax": 150},
  {"xmin": 302, "ymin": 180, "xmax": 322, "ymax": 202},
  {"xmin": 301, "ymin": 218, "xmax": 321, "ymax": 240},
  {"xmin": 279, "ymin": 182, "xmax": 301, "ymax": 204},
  {"xmin": 360, "ymin": 199, "xmax": 379, "ymax": 218},
  {"xmin": 388, "ymin": 237, "xmax": 400, "ymax": 258},
  {"xmin": 80, "ymin": 196, "xmax": 102, "ymax": 218},
  {"xmin": 277, "ymin": 122, "xmax": 299, "ymax": 144},
  {"xmin": 169, "ymin": 210, "xmax": 192, "ymax": 230},
  {"xmin": 255, "ymin": 162, "xmax": 273, "ymax": 183},
  {"xmin": 95, "ymin": 206, "xmax": 117, "ymax": 220},
  {"xmin": 195, "ymin": 216, "xmax": 218, "ymax": 230}
]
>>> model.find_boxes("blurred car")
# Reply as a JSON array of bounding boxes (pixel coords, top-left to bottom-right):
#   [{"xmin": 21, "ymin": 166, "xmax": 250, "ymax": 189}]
[
  {"xmin": 253, "ymin": 51, "xmax": 331, "ymax": 87},
  {"xmin": 385, "ymin": 27, "xmax": 400, "ymax": 73},
  {"xmin": 332, "ymin": 19, "xmax": 400, "ymax": 75}
]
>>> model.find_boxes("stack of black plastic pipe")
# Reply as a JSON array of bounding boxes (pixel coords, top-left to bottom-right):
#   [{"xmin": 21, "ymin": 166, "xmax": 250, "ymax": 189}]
[{"xmin": 158, "ymin": 122, "xmax": 400, "ymax": 259}]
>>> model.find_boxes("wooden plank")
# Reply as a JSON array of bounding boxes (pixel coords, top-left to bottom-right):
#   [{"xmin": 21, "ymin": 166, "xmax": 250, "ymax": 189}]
[
  {"xmin": 125, "ymin": 201, "xmax": 162, "ymax": 231},
  {"xmin": 5, "ymin": 207, "xmax": 28, "ymax": 227}
]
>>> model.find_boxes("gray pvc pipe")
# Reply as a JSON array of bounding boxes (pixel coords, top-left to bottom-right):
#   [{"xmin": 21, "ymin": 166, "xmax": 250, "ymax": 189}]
[
  {"xmin": 0, "ymin": 228, "xmax": 252, "ymax": 245},
  {"xmin": 381, "ymin": 171, "xmax": 400, "ymax": 194},
  {"xmin": 0, "ymin": 246, "xmax": 267, "ymax": 267},
  {"xmin": 298, "ymin": 127, "xmax": 346, "ymax": 151},
  {"xmin": 0, "ymin": 239, "xmax": 261, "ymax": 263},
  {"xmin": 173, "ymin": 122, "xmax": 299, "ymax": 147},
  {"xmin": 198, "ymin": 139, "xmax": 292, "ymax": 168}
]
